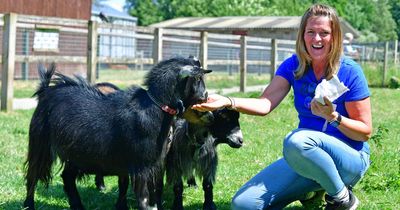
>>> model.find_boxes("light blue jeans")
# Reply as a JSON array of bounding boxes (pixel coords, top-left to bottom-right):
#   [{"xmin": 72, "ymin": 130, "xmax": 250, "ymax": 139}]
[{"xmin": 231, "ymin": 129, "xmax": 370, "ymax": 210}]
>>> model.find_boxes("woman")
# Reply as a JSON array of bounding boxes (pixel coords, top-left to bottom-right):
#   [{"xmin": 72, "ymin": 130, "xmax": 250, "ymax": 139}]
[{"xmin": 193, "ymin": 4, "xmax": 371, "ymax": 210}]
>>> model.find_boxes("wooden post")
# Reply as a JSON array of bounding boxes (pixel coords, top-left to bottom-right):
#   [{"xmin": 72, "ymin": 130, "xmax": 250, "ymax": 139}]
[
  {"xmin": 22, "ymin": 29, "xmax": 30, "ymax": 80},
  {"xmin": 139, "ymin": 51, "xmax": 144, "ymax": 71},
  {"xmin": 372, "ymin": 46, "xmax": 377, "ymax": 61},
  {"xmin": 200, "ymin": 31, "xmax": 208, "ymax": 69},
  {"xmin": 1, "ymin": 13, "xmax": 17, "ymax": 112},
  {"xmin": 87, "ymin": 20, "xmax": 98, "ymax": 84},
  {"xmin": 382, "ymin": 41, "xmax": 389, "ymax": 87},
  {"xmin": 153, "ymin": 28, "xmax": 163, "ymax": 64},
  {"xmin": 394, "ymin": 40, "xmax": 398, "ymax": 65},
  {"xmin": 361, "ymin": 45, "xmax": 366, "ymax": 65},
  {"xmin": 239, "ymin": 35, "xmax": 247, "ymax": 92},
  {"xmin": 270, "ymin": 39, "xmax": 278, "ymax": 79}
]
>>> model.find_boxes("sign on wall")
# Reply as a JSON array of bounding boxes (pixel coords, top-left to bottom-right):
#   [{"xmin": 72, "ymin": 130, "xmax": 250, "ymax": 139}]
[{"xmin": 33, "ymin": 27, "xmax": 60, "ymax": 52}]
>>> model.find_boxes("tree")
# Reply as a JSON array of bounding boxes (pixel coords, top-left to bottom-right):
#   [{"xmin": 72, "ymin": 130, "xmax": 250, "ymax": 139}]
[
  {"xmin": 320, "ymin": 0, "xmax": 397, "ymax": 41},
  {"xmin": 389, "ymin": 0, "xmax": 400, "ymax": 40},
  {"xmin": 206, "ymin": 0, "xmax": 270, "ymax": 16},
  {"xmin": 128, "ymin": 0, "xmax": 164, "ymax": 26},
  {"xmin": 370, "ymin": 0, "xmax": 397, "ymax": 41}
]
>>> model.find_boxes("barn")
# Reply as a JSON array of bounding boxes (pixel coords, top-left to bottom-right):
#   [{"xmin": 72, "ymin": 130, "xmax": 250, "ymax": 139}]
[
  {"xmin": 0, "ymin": 0, "xmax": 93, "ymax": 111},
  {"xmin": 0, "ymin": 0, "xmax": 92, "ymax": 80}
]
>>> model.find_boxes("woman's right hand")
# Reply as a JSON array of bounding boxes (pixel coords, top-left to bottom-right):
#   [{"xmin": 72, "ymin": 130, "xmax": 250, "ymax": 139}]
[{"xmin": 192, "ymin": 94, "xmax": 231, "ymax": 112}]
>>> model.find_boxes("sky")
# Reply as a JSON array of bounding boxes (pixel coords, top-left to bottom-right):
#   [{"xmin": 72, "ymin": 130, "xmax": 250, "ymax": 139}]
[{"xmin": 103, "ymin": 0, "xmax": 126, "ymax": 12}]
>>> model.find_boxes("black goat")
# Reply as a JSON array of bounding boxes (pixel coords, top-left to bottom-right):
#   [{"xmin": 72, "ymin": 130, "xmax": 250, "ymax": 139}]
[
  {"xmin": 23, "ymin": 56, "xmax": 211, "ymax": 210},
  {"xmin": 165, "ymin": 108, "xmax": 243, "ymax": 210}
]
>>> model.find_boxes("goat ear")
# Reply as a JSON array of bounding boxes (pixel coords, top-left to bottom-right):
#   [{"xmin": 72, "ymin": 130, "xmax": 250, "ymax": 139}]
[
  {"xmin": 188, "ymin": 55, "xmax": 202, "ymax": 67},
  {"xmin": 179, "ymin": 65, "xmax": 194, "ymax": 78}
]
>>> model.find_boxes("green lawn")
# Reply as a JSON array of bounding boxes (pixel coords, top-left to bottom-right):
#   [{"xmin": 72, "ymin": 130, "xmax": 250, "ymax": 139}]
[{"xmin": 0, "ymin": 88, "xmax": 399, "ymax": 209}]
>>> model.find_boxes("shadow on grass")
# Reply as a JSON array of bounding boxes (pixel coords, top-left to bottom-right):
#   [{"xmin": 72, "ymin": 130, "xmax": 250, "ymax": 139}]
[
  {"xmin": 1, "ymin": 180, "xmax": 318, "ymax": 210},
  {"xmin": 2, "ymin": 201, "xmax": 64, "ymax": 210},
  {"xmin": 2, "ymin": 182, "xmax": 136, "ymax": 210}
]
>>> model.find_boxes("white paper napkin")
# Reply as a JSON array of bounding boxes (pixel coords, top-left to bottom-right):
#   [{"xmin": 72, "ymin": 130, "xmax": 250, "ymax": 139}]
[{"xmin": 314, "ymin": 75, "xmax": 349, "ymax": 105}]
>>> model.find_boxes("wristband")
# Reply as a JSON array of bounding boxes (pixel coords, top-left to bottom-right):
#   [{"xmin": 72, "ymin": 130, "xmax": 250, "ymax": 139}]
[{"xmin": 227, "ymin": 96, "xmax": 237, "ymax": 110}]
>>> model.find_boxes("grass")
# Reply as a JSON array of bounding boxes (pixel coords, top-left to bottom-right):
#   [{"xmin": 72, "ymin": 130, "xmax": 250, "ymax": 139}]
[
  {"xmin": 362, "ymin": 62, "xmax": 400, "ymax": 87},
  {"xmin": 0, "ymin": 87, "xmax": 399, "ymax": 209}
]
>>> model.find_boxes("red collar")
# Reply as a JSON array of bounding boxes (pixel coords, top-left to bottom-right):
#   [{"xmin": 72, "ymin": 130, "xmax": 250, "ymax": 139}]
[
  {"xmin": 161, "ymin": 105, "xmax": 177, "ymax": 115},
  {"xmin": 147, "ymin": 92, "xmax": 178, "ymax": 115}
]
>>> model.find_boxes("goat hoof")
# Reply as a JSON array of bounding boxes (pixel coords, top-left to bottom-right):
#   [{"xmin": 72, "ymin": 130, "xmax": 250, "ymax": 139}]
[
  {"xmin": 115, "ymin": 205, "xmax": 128, "ymax": 210},
  {"xmin": 115, "ymin": 201, "xmax": 128, "ymax": 210},
  {"xmin": 23, "ymin": 199, "xmax": 35, "ymax": 210},
  {"xmin": 70, "ymin": 207, "xmax": 85, "ymax": 210},
  {"xmin": 95, "ymin": 176, "xmax": 106, "ymax": 191},
  {"xmin": 203, "ymin": 202, "xmax": 217, "ymax": 210},
  {"xmin": 96, "ymin": 184, "xmax": 106, "ymax": 191},
  {"xmin": 70, "ymin": 203, "xmax": 85, "ymax": 210},
  {"xmin": 187, "ymin": 177, "xmax": 197, "ymax": 188},
  {"xmin": 172, "ymin": 202, "xmax": 184, "ymax": 210}
]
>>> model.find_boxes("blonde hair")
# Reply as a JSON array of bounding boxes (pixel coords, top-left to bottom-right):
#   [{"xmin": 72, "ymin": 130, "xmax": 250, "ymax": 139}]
[{"xmin": 295, "ymin": 4, "xmax": 343, "ymax": 80}]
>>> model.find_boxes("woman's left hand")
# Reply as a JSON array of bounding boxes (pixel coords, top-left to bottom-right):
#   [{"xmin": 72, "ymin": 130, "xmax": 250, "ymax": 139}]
[
  {"xmin": 192, "ymin": 94, "xmax": 230, "ymax": 112},
  {"xmin": 311, "ymin": 96, "xmax": 336, "ymax": 121}
]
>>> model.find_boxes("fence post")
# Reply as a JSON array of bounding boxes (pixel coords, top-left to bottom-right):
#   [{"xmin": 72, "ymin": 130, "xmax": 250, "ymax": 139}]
[
  {"xmin": 22, "ymin": 29, "xmax": 30, "ymax": 80},
  {"xmin": 382, "ymin": 41, "xmax": 389, "ymax": 87},
  {"xmin": 153, "ymin": 28, "xmax": 163, "ymax": 64},
  {"xmin": 394, "ymin": 40, "xmax": 398, "ymax": 65},
  {"xmin": 227, "ymin": 50, "xmax": 232, "ymax": 75},
  {"xmin": 361, "ymin": 45, "xmax": 366, "ymax": 65},
  {"xmin": 138, "ymin": 51, "xmax": 144, "ymax": 71},
  {"xmin": 200, "ymin": 31, "xmax": 208, "ymax": 70},
  {"xmin": 1, "ymin": 13, "xmax": 17, "ymax": 112},
  {"xmin": 87, "ymin": 20, "xmax": 98, "ymax": 84},
  {"xmin": 270, "ymin": 39, "xmax": 278, "ymax": 79},
  {"xmin": 240, "ymin": 35, "xmax": 247, "ymax": 92},
  {"xmin": 372, "ymin": 46, "xmax": 377, "ymax": 61}
]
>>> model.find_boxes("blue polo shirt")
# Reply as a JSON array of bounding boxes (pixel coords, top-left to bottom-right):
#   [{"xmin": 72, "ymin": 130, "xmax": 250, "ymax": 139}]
[{"xmin": 276, "ymin": 54, "xmax": 370, "ymax": 152}]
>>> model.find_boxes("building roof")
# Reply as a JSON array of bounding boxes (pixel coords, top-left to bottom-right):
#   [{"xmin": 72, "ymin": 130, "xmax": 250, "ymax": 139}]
[
  {"xmin": 150, "ymin": 16, "xmax": 359, "ymax": 37},
  {"xmin": 92, "ymin": 3, "xmax": 137, "ymax": 21}
]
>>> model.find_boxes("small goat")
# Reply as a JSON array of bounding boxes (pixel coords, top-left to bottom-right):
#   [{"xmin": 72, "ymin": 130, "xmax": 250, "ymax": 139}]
[
  {"xmin": 23, "ymin": 56, "xmax": 211, "ymax": 210},
  {"xmin": 165, "ymin": 108, "xmax": 243, "ymax": 210}
]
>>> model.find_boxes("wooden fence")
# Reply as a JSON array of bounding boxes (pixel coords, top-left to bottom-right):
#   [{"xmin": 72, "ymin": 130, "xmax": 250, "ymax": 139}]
[{"xmin": 1, "ymin": 12, "xmax": 399, "ymax": 112}]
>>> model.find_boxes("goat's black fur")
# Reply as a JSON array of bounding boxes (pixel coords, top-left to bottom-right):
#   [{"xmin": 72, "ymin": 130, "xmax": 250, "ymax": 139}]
[
  {"xmin": 23, "ymin": 56, "xmax": 211, "ymax": 210},
  {"xmin": 165, "ymin": 108, "xmax": 243, "ymax": 210}
]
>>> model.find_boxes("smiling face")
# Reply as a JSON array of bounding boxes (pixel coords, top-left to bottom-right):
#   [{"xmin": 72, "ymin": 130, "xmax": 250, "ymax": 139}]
[{"xmin": 304, "ymin": 16, "xmax": 333, "ymax": 65}]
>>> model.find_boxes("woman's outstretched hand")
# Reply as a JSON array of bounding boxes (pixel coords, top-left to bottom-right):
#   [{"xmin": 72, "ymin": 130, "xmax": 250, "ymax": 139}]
[{"xmin": 192, "ymin": 94, "xmax": 230, "ymax": 112}]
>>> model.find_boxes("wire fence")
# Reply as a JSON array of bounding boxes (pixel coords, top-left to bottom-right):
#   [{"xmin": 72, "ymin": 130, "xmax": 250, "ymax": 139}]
[
  {"xmin": 1, "ymin": 13, "xmax": 399, "ymax": 111},
  {"xmin": 1, "ymin": 13, "xmax": 398, "ymax": 80}
]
